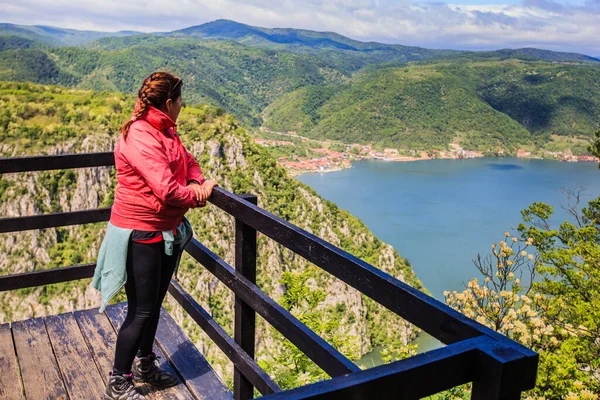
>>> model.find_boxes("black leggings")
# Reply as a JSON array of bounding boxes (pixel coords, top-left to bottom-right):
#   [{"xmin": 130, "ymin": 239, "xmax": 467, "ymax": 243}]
[{"xmin": 112, "ymin": 240, "xmax": 178, "ymax": 375}]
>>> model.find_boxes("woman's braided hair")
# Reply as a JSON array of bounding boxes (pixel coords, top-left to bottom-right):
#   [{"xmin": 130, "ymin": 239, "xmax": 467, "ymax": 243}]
[{"xmin": 120, "ymin": 71, "xmax": 183, "ymax": 138}]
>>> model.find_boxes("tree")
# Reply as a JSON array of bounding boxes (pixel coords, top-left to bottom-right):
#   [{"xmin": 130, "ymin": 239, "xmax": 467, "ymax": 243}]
[
  {"xmin": 445, "ymin": 192, "xmax": 600, "ymax": 398},
  {"xmin": 517, "ymin": 193, "xmax": 600, "ymax": 398},
  {"xmin": 259, "ymin": 267, "xmax": 361, "ymax": 389},
  {"xmin": 589, "ymin": 130, "xmax": 600, "ymax": 166}
]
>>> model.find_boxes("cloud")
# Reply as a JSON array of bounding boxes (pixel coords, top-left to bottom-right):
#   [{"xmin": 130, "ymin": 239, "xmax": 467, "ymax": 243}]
[{"xmin": 0, "ymin": 0, "xmax": 598, "ymax": 56}]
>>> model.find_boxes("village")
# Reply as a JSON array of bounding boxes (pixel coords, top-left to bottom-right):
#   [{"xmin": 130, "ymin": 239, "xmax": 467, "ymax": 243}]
[{"xmin": 253, "ymin": 135, "xmax": 600, "ymax": 176}]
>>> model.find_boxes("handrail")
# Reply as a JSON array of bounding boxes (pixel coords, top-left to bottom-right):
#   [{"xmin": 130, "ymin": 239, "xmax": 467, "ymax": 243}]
[
  {"xmin": 258, "ymin": 336, "xmax": 490, "ymax": 399},
  {"xmin": 0, "ymin": 208, "xmax": 112, "ymax": 233},
  {"xmin": 0, "ymin": 263, "xmax": 96, "ymax": 292},
  {"xmin": 185, "ymin": 238, "xmax": 361, "ymax": 377},
  {"xmin": 0, "ymin": 152, "xmax": 114, "ymax": 173}
]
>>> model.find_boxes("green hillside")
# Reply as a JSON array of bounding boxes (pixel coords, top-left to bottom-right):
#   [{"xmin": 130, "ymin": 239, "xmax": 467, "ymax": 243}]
[
  {"xmin": 165, "ymin": 20, "xmax": 600, "ymax": 72},
  {"xmin": 0, "ymin": 35, "xmax": 43, "ymax": 51},
  {"xmin": 0, "ymin": 48, "xmax": 77, "ymax": 84},
  {"xmin": 0, "ymin": 38, "xmax": 348, "ymax": 125},
  {"xmin": 4, "ymin": 19, "xmax": 598, "ymax": 66},
  {"xmin": 263, "ymin": 60, "xmax": 600, "ymax": 153}
]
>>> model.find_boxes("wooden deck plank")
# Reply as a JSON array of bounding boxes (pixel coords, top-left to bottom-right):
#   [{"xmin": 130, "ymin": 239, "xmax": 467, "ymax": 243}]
[
  {"xmin": 105, "ymin": 303, "xmax": 196, "ymax": 400},
  {"xmin": 45, "ymin": 312, "xmax": 106, "ymax": 400},
  {"xmin": 0, "ymin": 323, "xmax": 23, "ymax": 399},
  {"xmin": 12, "ymin": 317, "xmax": 68, "ymax": 400},
  {"xmin": 74, "ymin": 309, "xmax": 119, "ymax": 385},
  {"xmin": 153, "ymin": 307, "xmax": 233, "ymax": 400}
]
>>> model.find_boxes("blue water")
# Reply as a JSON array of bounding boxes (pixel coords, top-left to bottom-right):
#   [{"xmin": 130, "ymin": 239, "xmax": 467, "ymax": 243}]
[
  {"xmin": 298, "ymin": 158, "xmax": 600, "ymax": 299},
  {"xmin": 298, "ymin": 158, "xmax": 600, "ymax": 353}
]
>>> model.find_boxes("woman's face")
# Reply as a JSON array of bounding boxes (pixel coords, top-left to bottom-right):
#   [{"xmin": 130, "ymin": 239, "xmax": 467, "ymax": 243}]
[{"xmin": 165, "ymin": 95, "xmax": 182, "ymax": 123}]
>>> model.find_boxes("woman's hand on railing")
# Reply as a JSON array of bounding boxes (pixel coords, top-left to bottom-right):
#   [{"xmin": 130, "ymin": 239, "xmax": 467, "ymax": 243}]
[{"xmin": 188, "ymin": 180, "xmax": 218, "ymax": 207}]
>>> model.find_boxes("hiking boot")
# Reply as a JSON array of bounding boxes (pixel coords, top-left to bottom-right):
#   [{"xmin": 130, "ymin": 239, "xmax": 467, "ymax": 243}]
[
  {"xmin": 132, "ymin": 352, "xmax": 178, "ymax": 388},
  {"xmin": 103, "ymin": 373, "xmax": 145, "ymax": 400}
]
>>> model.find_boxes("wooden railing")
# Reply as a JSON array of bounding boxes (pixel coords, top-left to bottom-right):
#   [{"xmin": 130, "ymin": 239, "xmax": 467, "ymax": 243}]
[{"xmin": 0, "ymin": 152, "xmax": 539, "ymax": 399}]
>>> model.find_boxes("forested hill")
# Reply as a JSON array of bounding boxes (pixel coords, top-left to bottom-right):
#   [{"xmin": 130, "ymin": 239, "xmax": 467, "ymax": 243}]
[
  {"xmin": 263, "ymin": 60, "xmax": 600, "ymax": 152},
  {"xmin": 0, "ymin": 38, "xmax": 350, "ymax": 126},
  {"xmin": 0, "ymin": 80, "xmax": 421, "ymax": 386},
  {"xmin": 0, "ymin": 19, "xmax": 599, "ymax": 152}
]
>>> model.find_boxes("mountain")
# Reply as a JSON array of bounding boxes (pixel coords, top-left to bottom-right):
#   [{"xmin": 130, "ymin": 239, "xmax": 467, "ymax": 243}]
[
  {"xmin": 83, "ymin": 20, "xmax": 454, "ymax": 75},
  {"xmin": 166, "ymin": 19, "xmax": 456, "ymax": 70},
  {"xmin": 5, "ymin": 19, "xmax": 597, "ymax": 65},
  {"xmin": 0, "ymin": 20, "xmax": 599, "ymax": 152},
  {"xmin": 0, "ymin": 23, "xmax": 141, "ymax": 46},
  {"xmin": 170, "ymin": 19, "xmax": 364, "ymax": 48},
  {"xmin": 167, "ymin": 20, "xmax": 600, "ymax": 70},
  {"xmin": 263, "ymin": 60, "xmax": 600, "ymax": 153},
  {"xmin": 0, "ymin": 80, "xmax": 422, "ymax": 385}
]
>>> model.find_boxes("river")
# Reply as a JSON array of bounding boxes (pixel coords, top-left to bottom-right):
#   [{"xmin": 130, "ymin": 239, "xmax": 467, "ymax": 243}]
[{"xmin": 297, "ymin": 157, "xmax": 600, "ymax": 357}]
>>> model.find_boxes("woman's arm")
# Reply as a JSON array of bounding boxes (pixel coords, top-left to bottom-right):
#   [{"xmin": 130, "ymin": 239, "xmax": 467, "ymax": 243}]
[
  {"xmin": 185, "ymin": 149, "xmax": 205, "ymax": 185},
  {"xmin": 184, "ymin": 148, "xmax": 218, "ymax": 207}
]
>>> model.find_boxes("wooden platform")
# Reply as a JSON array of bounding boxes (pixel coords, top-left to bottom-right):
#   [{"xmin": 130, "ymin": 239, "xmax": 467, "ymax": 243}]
[{"xmin": 0, "ymin": 303, "xmax": 232, "ymax": 400}]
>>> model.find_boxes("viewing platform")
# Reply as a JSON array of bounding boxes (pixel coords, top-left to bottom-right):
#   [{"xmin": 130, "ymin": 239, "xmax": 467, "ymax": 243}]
[
  {"xmin": 0, "ymin": 152, "xmax": 539, "ymax": 399},
  {"xmin": 1, "ymin": 303, "xmax": 230, "ymax": 400}
]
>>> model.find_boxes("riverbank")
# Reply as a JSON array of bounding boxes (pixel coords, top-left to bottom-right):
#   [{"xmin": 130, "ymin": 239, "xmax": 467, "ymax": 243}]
[
  {"xmin": 272, "ymin": 143, "xmax": 598, "ymax": 176},
  {"xmin": 253, "ymin": 129, "xmax": 599, "ymax": 176}
]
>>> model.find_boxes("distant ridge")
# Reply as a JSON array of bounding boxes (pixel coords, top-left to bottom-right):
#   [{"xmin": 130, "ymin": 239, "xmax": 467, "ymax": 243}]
[
  {"xmin": 495, "ymin": 48, "xmax": 599, "ymax": 63},
  {"xmin": 165, "ymin": 19, "xmax": 452, "ymax": 67},
  {"xmin": 169, "ymin": 19, "xmax": 395, "ymax": 51},
  {"xmin": 167, "ymin": 20, "xmax": 599, "ymax": 63},
  {"xmin": 0, "ymin": 23, "xmax": 142, "ymax": 46},
  {"xmin": 1, "ymin": 19, "xmax": 598, "ymax": 63}
]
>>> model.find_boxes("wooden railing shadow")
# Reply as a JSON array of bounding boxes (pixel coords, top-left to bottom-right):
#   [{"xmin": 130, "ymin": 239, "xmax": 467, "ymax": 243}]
[{"xmin": 0, "ymin": 152, "xmax": 538, "ymax": 399}]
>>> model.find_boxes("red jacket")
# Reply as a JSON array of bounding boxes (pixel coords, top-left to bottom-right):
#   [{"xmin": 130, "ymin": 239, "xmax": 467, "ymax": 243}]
[{"xmin": 110, "ymin": 106, "xmax": 204, "ymax": 231}]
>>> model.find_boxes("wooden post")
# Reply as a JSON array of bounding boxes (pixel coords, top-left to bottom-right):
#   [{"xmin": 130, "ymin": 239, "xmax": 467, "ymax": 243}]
[
  {"xmin": 234, "ymin": 194, "xmax": 258, "ymax": 400},
  {"xmin": 470, "ymin": 342, "xmax": 537, "ymax": 400}
]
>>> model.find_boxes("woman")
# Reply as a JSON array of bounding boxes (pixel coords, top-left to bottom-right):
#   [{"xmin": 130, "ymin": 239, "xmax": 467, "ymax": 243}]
[{"xmin": 94, "ymin": 72, "xmax": 217, "ymax": 400}]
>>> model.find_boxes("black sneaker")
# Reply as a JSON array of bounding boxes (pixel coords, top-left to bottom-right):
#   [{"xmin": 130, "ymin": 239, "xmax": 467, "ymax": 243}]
[
  {"xmin": 104, "ymin": 373, "xmax": 145, "ymax": 400},
  {"xmin": 132, "ymin": 353, "xmax": 179, "ymax": 388}
]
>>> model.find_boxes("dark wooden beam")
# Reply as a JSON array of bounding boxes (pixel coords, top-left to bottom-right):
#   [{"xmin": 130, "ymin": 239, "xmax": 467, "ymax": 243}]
[
  {"xmin": 257, "ymin": 337, "xmax": 489, "ymax": 400},
  {"xmin": 0, "ymin": 208, "xmax": 111, "ymax": 233},
  {"xmin": 234, "ymin": 194, "xmax": 258, "ymax": 400},
  {"xmin": 0, "ymin": 264, "xmax": 96, "ymax": 292},
  {"xmin": 185, "ymin": 239, "xmax": 362, "ymax": 378},
  {"xmin": 0, "ymin": 152, "xmax": 114, "ymax": 174},
  {"xmin": 168, "ymin": 280, "xmax": 281, "ymax": 396}
]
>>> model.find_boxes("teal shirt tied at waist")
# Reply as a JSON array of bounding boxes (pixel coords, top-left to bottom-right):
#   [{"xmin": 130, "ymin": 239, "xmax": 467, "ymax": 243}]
[{"xmin": 91, "ymin": 217, "xmax": 194, "ymax": 312}]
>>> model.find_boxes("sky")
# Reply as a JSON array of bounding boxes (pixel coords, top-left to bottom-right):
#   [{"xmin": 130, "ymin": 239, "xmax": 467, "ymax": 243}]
[{"xmin": 1, "ymin": 0, "xmax": 599, "ymax": 56}]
